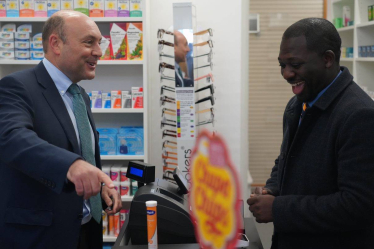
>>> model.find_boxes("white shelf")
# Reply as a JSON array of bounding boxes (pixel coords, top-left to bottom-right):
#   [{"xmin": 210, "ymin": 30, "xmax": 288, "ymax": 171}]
[
  {"xmin": 357, "ymin": 21, "xmax": 374, "ymax": 29},
  {"xmin": 0, "ymin": 17, "xmax": 143, "ymax": 22},
  {"xmin": 100, "ymin": 155, "xmax": 145, "ymax": 160},
  {"xmin": 356, "ymin": 58, "xmax": 374, "ymax": 62},
  {"xmin": 341, "ymin": 58, "xmax": 354, "ymax": 62},
  {"xmin": 337, "ymin": 26, "xmax": 354, "ymax": 32},
  {"xmin": 0, "ymin": 60, "xmax": 143, "ymax": 65},
  {"xmin": 121, "ymin": 196, "xmax": 133, "ymax": 202},
  {"xmin": 103, "ymin": 236, "xmax": 117, "ymax": 242},
  {"xmin": 92, "ymin": 108, "xmax": 144, "ymax": 113}
]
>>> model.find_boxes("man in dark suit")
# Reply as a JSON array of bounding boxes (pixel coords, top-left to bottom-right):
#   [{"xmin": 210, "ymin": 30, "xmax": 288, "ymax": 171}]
[
  {"xmin": 0, "ymin": 11, "xmax": 121, "ymax": 249},
  {"xmin": 247, "ymin": 18, "xmax": 374, "ymax": 249}
]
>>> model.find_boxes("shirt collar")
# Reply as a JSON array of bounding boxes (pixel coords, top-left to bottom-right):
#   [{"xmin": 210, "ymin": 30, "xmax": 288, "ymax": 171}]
[
  {"xmin": 43, "ymin": 58, "xmax": 74, "ymax": 95},
  {"xmin": 307, "ymin": 70, "xmax": 342, "ymax": 108}
]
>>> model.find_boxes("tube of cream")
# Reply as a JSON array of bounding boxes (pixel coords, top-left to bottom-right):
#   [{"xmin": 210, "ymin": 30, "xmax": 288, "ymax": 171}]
[{"xmin": 146, "ymin": 200, "xmax": 158, "ymax": 249}]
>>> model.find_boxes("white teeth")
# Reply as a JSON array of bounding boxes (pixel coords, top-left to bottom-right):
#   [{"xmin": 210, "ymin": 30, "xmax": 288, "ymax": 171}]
[{"xmin": 291, "ymin": 82, "xmax": 304, "ymax": 87}]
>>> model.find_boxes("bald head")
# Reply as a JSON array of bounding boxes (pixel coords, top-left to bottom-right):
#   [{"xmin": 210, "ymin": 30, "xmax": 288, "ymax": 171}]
[
  {"xmin": 42, "ymin": 10, "xmax": 92, "ymax": 54},
  {"xmin": 174, "ymin": 30, "xmax": 189, "ymax": 63}
]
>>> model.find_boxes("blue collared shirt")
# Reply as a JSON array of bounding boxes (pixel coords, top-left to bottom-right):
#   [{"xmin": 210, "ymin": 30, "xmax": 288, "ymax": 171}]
[{"xmin": 43, "ymin": 58, "xmax": 94, "ymax": 224}]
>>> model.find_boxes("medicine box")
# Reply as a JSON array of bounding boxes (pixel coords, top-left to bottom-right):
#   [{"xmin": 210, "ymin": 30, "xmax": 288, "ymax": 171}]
[
  {"xmin": 129, "ymin": 0, "xmax": 141, "ymax": 17},
  {"xmin": 100, "ymin": 35, "xmax": 111, "ymax": 60},
  {"xmin": 110, "ymin": 23, "xmax": 127, "ymax": 60},
  {"xmin": 92, "ymin": 90, "xmax": 102, "ymax": 108},
  {"xmin": 17, "ymin": 24, "xmax": 32, "ymax": 33},
  {"xmin": 126, "ymin": 22, "xmax": 142, "ymax": 60},
  {"xmin": 47, "ymin": 0, "xmax": 60, "ymax": 16},
  {"xmin": 102, "ymin": 92, "xmax": 111, "ymax": 108},
  {"xmin": 117, "ymin": 0, "xmax": 129, "ymax": 17},
  {"xmin": 74, "ymin": 0, "xmax": 88, "ymax": 15},
  {"xmin": 1, "ymin": 23, "xmax": 16, "ymax": 32},
  {"xmin": 121, "ymin": 91, "xmax": 131, "ymax": 108},
  {"xmin": 118, "ymin": 127, "xmax": 144, "ymax": 155},
  {"xmin": 99, "ymin": 133, "xmax": 116, "ymax": 155},
  {"xmin": 111, "ymin": 90, "xmax": 122, "ymax": 108},
  {"xmin": 89, "ymin": 0, "xmax": 104, "ymax": 17},
  {"xmin": 34, "ymin": 0, "xmax": 47, "ymax": 17},
  {"xmin": 131, "ymin": 87, "xmax": 143, "ymax": 108},
  {"xmin": 31, "ymin": 50, "xmax": 44, "ymax": 60},
  {"xmin": 20, "ymin": 0, "xmax": 34, "ymax": 17},
  {"xmin": 15, "ymin": 32, "xmax": 31, "ymax": 40},
  {"xmin": 0, "ymin": 32, "xmax": 14, "ymax": 41},
  {"xmin": 104, "ymin": 0, "xmax": 116, "ymax": 17},
  {"xmin": 0, "ymin": 50, "xmax": 14, "ymax": 59},
  {"xmin": 6, "ymin": 0, "xmax": 19, "ymax": 17},
  {"xmin": 61, "ymin": 0, "xmax": 73, "ymax": 10},
  {"xmin": 0, "ymin": 0, "xmax": 5, "ymax": 17},
  {"xmin": 342, "ymin": 6, "xmax": 351, "ymax": 27}
]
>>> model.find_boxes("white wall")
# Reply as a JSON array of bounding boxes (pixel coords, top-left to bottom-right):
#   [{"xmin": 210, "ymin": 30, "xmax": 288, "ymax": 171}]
[{"xmin": 146, "ymin": 0, "xmax": 251, "ymax": 216}]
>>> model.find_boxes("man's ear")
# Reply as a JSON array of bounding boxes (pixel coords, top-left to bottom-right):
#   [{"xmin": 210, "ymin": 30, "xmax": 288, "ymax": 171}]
[
  {"xmin": 49, "ymin": 34, "xmax": 62, "ymax": 55},
  {"xmin": 324, "ymin": 50, "xmax": 335, "ymax": 68}
]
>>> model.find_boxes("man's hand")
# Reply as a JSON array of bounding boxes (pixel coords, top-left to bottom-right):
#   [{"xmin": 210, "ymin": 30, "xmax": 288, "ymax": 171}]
[
  {"xmin": 250, "ymin": 187, "xmax": 271, "ymax": 198},
  {"xmin": 247, "ymin": 194, "xmax": 275, "ymax": 223},
  {"xmin": 102, "ymin": 185, "xmax": 122, "ymax": 214},
  {"xmin": 67, "ymin": 159, "xmax": 114, "ymax": 200}
]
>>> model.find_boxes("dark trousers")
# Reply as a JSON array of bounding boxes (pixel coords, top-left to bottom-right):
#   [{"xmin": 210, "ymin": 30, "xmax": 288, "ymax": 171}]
[{"xmin": 77, "ymin": 218, "xmax": 103, "ymax": 249}]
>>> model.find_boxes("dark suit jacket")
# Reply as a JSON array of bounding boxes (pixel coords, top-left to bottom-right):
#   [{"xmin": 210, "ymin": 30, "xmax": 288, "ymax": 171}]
[
  {"xmin": 0, "ymin": 62, "xmax": 102, "ymax": 248},
  {"xmin": 175, "ymin": 71, "xmax": 194, "ymax": 88},
  {"xmin": 265, "ymin": 67, "xmax": 374, "ymax": 249}
]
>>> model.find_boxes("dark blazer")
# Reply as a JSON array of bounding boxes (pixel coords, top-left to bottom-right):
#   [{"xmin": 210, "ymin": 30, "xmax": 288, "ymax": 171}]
[
  {"xmin": 265, "ymin": 67, "xmax": 374, "ymax": 249},
  {"xmin": 0, "ymin": 62, "xmax": 102, "ymax": 248},
  {"xmin": 175, "ymin": 71, "xmax": 194, "ymax": 88}
]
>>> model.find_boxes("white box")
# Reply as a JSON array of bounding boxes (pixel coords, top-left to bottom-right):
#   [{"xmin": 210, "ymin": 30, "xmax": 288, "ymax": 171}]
[
  {"xmin": 131, "ymin": 87, "xmax": 143, "ymax": 108},
  {"xmin": 343, "ymin": 6, "xmax": 351, "ymax": 27}
]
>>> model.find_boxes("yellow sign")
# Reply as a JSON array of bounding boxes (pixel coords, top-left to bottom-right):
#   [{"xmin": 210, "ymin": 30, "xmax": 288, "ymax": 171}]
[{"xmin": 189, "ymin": 130, "xmax": 241, "ymax": 249}]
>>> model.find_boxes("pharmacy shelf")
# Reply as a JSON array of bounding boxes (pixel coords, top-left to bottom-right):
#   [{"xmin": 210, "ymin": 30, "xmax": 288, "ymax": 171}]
[
  {"xmin": 92, "ymin": 108, "xmax": 144, "ymax": 113},
  {"xmin": 103, "ymin": 236, "xmax": 117, "ymax": 242},
  {"xmin": 337, "ymin": 26, "xmax": 354, "ymax": 32},
  {"xmin": 121, "ymin": 196, "xmax": 133, "ymax": 202},
  {"xmin": 0, "ymin": 17, "xmax": 143, "ymax": 22},
  {"xmin": 101, "ymin": 155, "xmax": 145, "ymax": 160},
  {"xmin": 356, "ymin": 21, "xmax": 374, "ymax": 28},
  {"xmin": 356, "ymin": 58, "xmax": 374, "ymax": 62},
  {"xmin": 341, "ymin": 58, "xmax": 354, "ymax": 62},
  {"xmin": 0, "ymin": 60, "xmax": 143, "ymax": 65}
]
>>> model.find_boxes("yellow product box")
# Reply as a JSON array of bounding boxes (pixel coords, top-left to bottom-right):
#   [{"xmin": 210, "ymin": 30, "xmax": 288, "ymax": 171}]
[
  {"xmin": 74, "ymin": 0, "xmax": 88, "ymax": 15},
  {"xmin": 20, "ymin": 0, "xmax": 34, "ymax": 17},
  {"xmin": 61, "ymin": 0, "xmax": 73, "ymax": 10},
  {"xmin": 89, "ymin": 0, "xmax": 104, "ymax": 17},
  {"xmin": 34, "ymin": 0, "xmax": 47, "ymax": 17}
]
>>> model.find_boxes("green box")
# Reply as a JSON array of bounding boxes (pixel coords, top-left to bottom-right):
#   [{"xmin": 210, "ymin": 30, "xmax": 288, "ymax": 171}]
[
  {"xmin": 369, "ymin": 5, "xmax": 373, "ymax": 21},
  {"xmin": 334, "ymin": 18, "xmax": 343, "ymax": 28}
]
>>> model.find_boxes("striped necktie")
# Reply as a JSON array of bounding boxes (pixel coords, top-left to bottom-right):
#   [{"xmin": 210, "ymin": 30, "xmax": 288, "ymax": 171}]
[{"xmin": 67, "ymin": 83, "xmax": 102, "ymax": 224}]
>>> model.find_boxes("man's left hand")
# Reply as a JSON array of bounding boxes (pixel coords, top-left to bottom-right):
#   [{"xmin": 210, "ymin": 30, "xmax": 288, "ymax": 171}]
[
  {"xmin": 247, "ymin": 194, "xmax": 275, "ymax": 223},
  {"xmin": 102, "ymin": 185, "xmax": 122, "ymax": 214}
]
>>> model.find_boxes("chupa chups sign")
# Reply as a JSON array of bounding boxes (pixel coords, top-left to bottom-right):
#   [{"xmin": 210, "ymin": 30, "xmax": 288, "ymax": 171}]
[{"xmin": 189, "ymin": 130, "xmax": 242, "ymax": 249}]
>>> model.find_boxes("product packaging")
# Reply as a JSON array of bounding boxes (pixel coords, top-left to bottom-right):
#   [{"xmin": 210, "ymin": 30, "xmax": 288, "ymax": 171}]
[
  {"xmin": 113, "ymin": 181, "xmax": 120, "ymax": 193},
  {"xmin": 131, "ymin": 87, "xmax": 143, "ymax": 108},
  {"xmin": 1, "ymin": 23, "xmax": 16, "ymax": 32},
  {"xmin": 110, "ymin": 23, "xmax": 127, "ymax": 60},
  {"xmin": 108, "ymin": 214, "xmax": 114, "ymax": 236},
  {"xmin": 120, "ymin": 181, "xmax": 130, "ymax": 196},
  {"xmin": 369, "ymin": 5, "xmax": 373, "ymax": 21},
  {"xmin": 120, "ymin": 167, "xmax": 128, "ymax": 182},
  {"xmin": 118, "ymin": 126, "xmax": 144, "ymax": 155},
  {"xmin": 114, "ymin": 213, "xmax": 120, "ymax": 237},
  {"xmin": 342, "ymin": 6, "xmax": 351, "ymax": 27},
  {"xmin": 20, "ymin": 0, "xmax": 34, "ymax": 17},
  {"xmin": 0, "ymin": 32, "xmax": 14, "ymax": 41},
  {"xmin": 15, "ymin": 32, "xmax": 31, "ymax": 40},
  {"xmin": 34, "ymin": 0, "xmax": 47, "ymax": 17},
  {"xmin": 15, "ymin": 40, "xmax": 30, "ymax": 49},
  {"xmin": 6, "ymin": 0, "xmax": 19, "ymax": 17},
  {"xmin": 146, "ymin": 201, "xmax": 157, "ymax": 249},
  {"xmin": 110, "ymin": 165, "xmax": 121, "ymax": 183},
  {"xmin": 104, "ymin": 0, "xmax": 116, "ymax": 17},
  {"xmin": 15, "ymin": 50, "xmax": 30, "ymax": 60},
  {"xmin": 126, "ymin": 22, "xmax": 143, "ymax": 60},
  {"xmin": 117, "ymin": 0, "xmax": 129, "ymax": 17},
  {"xmin": 121, "ymin": 90, "xmax": 131, "ymax": 108},
  {"xmin": 120, "ymin": 209, "xmax": 128, "ymax": 229},
  {"xmin": 129, "ymin": 0, "xmax": 141, "ymax": 17},
  {"xmin": 47, "ymin": 0, "xmax": 60, "ymax": 17},
  {"xmin": 111, "ymin": 90, "xmax": 122, "ymax": 108},
  {"xmin": 17, "ymin": 24, "xmax": 32, "ymax": 32},
  {"xmin": 61, "ymin": 0, "xmax": 73, "ymax": 10},
  {"xmin": 0, "ymin": 50, "xmax": 14, "ymax": 60},
  {"xmin": 31, "ymin": 50, "xmax": 44, "ymax": 60},
  {"xmin": 74, "ymin": 0, "xmax": 88, "ymax": 15},
  {"xmin": 91, "ymin": 90, "xmax": 102, "ymax": 108},
  {"xmin": 102, "ymin": 92, "xmax": 111, "ymax": 108},
  {"xmin": 100, "ymin": 36, "xmax": 111, "ymax": 60},
  {"xmin": 102, "ymin": 165, "xmax": 111, "ymax": 177},
  {"xmin": 131, "ymin": 179, "xmax": 138, "ymax": 195},
  {"xmin": 0, "ymin": 0, "xmax": 6, "ymax": 17},
  {"xmin": 89, "ymin": 0, "xmax": 104, "ymax": 17},
  {"xmin": 98, "ymin": 130, "xmax": 117, "ymax": 155}
]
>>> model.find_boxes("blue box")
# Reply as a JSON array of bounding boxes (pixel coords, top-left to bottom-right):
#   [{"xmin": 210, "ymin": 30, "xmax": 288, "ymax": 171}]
[
  {"xmin": 117, "ymin": 127, "xmax": 144, "ymax": 155},
  {"xmin": 99, "ymin": 133, "xmax": 117, "ymax": 155},
  {"xmin": 97, "ymin": 128, "xmax": 118, "ymax": 134}
]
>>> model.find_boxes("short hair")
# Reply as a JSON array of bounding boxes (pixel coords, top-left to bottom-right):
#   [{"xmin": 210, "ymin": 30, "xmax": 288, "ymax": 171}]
[
  {"xmin": 42, "ymin": 15, "xmax": 67, "ymax": 53},
  {"xmin": 283, "ymin": 18, "xmax": 341, "ymax": 62}
]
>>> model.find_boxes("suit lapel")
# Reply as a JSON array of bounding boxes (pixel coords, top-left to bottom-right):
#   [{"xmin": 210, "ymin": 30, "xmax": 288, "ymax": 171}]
[{"xmin": 35, "ymin": 62, "xmax": 80, "ymax": 155}]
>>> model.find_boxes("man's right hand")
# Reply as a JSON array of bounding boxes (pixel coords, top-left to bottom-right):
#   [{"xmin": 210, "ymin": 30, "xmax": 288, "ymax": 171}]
[{"xmin": 67, "ymin": 159, "xmax": 114, "ymax": 200}]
